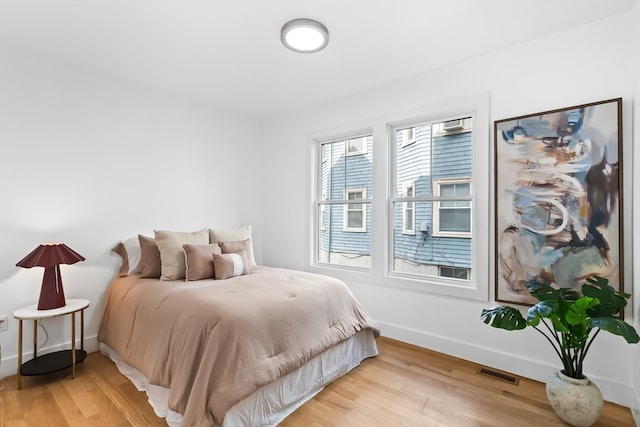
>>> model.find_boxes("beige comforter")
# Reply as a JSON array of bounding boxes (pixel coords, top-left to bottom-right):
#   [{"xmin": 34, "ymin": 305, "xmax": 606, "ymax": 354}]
[{"xmin": 98, "ymin": 266, "xmax": 379, "ymax": 426}]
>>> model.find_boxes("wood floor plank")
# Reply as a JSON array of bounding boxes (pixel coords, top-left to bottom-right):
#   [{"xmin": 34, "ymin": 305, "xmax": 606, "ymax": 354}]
[{"xmin": 0, "ymin": 337, "xmax": 635, "ymax": 426}]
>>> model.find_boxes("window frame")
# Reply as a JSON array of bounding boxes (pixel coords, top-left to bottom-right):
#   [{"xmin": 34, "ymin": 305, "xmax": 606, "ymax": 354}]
[
  {"xmin": 310, "ymin": 93, "xmax": 489, "ymax": 302},
  {"xmin": 320, "ymin": 192, "xmax": 327, "ymax": 231},
  {"xmin": 343, "ymin": 188, "xmax": 367, "ymax": 232},
  {"xmin": 432, "ymin": 178, "xmax": 472, "ymax": 238}
]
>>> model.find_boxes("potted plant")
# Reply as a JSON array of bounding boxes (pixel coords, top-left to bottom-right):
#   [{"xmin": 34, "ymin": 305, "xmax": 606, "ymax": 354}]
[{"xmin": 481, "ymin": 275, "xmax": 639, "ymax": 427}]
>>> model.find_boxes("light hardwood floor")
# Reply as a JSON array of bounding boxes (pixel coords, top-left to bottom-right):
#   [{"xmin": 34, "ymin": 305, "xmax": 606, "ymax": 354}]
[{"xmin": 0, "ymin": 337, "xmax": 635, "ymax": 426}]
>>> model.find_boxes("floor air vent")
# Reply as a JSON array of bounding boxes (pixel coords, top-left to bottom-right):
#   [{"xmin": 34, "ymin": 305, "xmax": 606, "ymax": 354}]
[{"xmin": 478, "ymin": 367, "xmax": 519, "ymax": 385}]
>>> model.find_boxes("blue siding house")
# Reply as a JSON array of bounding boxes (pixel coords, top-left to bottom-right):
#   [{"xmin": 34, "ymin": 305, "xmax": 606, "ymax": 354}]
[{"xmin": 320, "ymin": 121, "xmax": 472, "ymax": 278}]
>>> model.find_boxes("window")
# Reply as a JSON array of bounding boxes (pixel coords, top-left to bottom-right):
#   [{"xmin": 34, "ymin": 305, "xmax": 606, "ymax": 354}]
[
  {"xmin": 433, "ymin": 179, "xmax": 471, "ymax": 237},
  {"xmin": 344, "ymin": 188, "xmax": 367, "ymax": 232},
  {"xmin": 391, "ymin": 116, "xmax": 473, "ymax": 281},
  {"xmin": 439, "ymin": 266, "xmax": 470, "ymax": 280},
  {"xmin": 346, "ymin": 137, "xmax": 367, "ymax": 156},
  {"xmin": 402, "ymin": 183, "xmax": 415, "ymax": 235},
  {"xmin": 401, "ymin": 127, "xmax": 416, "ymax": 147},
  {"xmin": 311, "ymin": 93, "xmax": 489, "ymax": 300},
  {"xmin": 315, "ymin": 134, "xmax": 372, "ymax": 269}
]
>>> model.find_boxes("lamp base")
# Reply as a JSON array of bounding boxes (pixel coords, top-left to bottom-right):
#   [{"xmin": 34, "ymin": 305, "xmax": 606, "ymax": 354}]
[{"xmin": 37, "ymin": 266, "xmax": 66, "ymax": 310}]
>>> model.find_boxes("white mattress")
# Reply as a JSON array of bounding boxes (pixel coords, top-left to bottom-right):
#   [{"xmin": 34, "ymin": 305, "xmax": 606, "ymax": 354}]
[{"xmin": 100, "ymin": 329, "xmax": 378, "ymax": 427}]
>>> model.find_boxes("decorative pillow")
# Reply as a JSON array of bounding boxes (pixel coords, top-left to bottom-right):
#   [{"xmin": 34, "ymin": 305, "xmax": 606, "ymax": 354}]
[
  {"xmin": 219, "ymin": 239, "xmax": 249, "ymax": 256},
  {"xmin": 183, "ymin": 243, "xmax": 221, "ymax": 281},
  {"xmin": 138, "ymin": 235, "xmax": 162, "ymax": 278},
  {"xmin": 213, "ymin": 250, "xmax": 250, "ymax": 280},
  {"xmin": 111, "ymin": 237, "xmax": 141, "ymax": 276},
  {"xmin": 209, "ymin": 225, "xmax": 256, "ymax": 267},
  {"xmin": 154, "ymin": 229, "xmax": 209, "ymax": 280}
]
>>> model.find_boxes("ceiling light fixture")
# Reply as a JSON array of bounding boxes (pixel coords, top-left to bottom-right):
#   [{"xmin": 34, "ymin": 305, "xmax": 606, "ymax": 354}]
[{"xmin": 281, "ymin": 19, "xmax": 329, "ymax": 53}]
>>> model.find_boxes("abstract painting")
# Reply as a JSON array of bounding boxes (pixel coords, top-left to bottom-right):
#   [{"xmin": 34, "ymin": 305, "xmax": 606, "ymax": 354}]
[{"xmin": 494, "ymin": 98, "xmax": 623, "ymax": 305}]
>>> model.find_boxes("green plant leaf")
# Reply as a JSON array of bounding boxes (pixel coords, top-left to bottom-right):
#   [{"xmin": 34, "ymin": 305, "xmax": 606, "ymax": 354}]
[
  {"xmin": 524, "ymin": 280, "xmax": 561, "ymax": 302},
  {"xmin": 590, "ymin": 318, "xmax": 640, "ymax": 344},
  {"xmin": 525, "ymin": 279, "xmax": 579, "ymax": 303},
  {"xmin": 565, "ymin": 323, "xmax": 589, "ymax": 348},
  {"xmin": 481, "ymin": 306, "xmax": 527, "ymax": 331},
  {"xmin": 527, "ymin": 301, "xmax": 555, "ymax": 326},
  {"xmin": 549, "ymin": 314, "xmax": 569, "ymax": 333},
  {"xmin": 566, "ymin": 296, "xmax": 599, "ymax": 325},
  {"xmin": 582, "ymin": 275, "xmax": 628, "ymax": 317}
]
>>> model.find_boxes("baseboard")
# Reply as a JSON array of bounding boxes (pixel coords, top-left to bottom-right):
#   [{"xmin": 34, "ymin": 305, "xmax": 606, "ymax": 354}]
[
  {"xmin": 0, "ymin": 335, "xmax": 99, "ymax": 380},
  {"xmin": 378, "ymin": 320, "xmax": 636, "ymax": 409}
]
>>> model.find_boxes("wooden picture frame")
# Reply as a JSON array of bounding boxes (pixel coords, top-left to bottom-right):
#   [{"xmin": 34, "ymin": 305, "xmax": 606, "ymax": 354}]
[{"xmin": 494, "ymin": 98, "xmax": 623, "ymax": 305}]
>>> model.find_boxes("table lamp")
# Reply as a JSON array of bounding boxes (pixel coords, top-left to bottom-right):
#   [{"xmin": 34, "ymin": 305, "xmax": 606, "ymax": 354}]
[{"xmin": 16, "ymin": 243, "xmax": 85, "ymax": 310}]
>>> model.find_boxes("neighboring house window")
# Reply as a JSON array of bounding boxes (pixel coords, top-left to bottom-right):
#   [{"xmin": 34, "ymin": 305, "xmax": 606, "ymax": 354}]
[
  {"xmin": 439, "ymin": 266, "xmax": 470, "ymax": 280},
  {"xmin": 346, "ymin": 137, "xmax": 367, "ymax": 156},
  {"xmin": 402, "ymin": 183, "xmax": 415, "ymax": 235},
  {"xmin": 401, "ymin": 127, "xmax": 416, "ymax": 147},
  {"xmin": 433, "ymin": 178, "xmax": 471, "ymax": 237},
  {"xmin": 344, "ymin": 188, "xmax": 367, "ymax": 232}
]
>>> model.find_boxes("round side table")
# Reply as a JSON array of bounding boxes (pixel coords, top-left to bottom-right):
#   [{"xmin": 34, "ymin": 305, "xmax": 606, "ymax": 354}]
[{"xmin": 14, "ymin": 299, "xmax": 90, "ymax": 390}]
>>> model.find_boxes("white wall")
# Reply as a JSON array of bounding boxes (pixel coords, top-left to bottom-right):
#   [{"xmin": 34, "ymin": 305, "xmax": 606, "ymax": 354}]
[
  {"xmin": 0, "ymin": 43, "xmax": 262, "ymax": 378},
  {"xmin": 261, "ymin": 11, "xmax": 640, "ymax": 409}
]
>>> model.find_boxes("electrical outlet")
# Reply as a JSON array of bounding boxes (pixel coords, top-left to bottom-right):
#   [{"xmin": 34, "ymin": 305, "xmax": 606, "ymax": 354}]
[{"xmin": 0, "ymin": 315, "xmax": 7, "ymax": 332}]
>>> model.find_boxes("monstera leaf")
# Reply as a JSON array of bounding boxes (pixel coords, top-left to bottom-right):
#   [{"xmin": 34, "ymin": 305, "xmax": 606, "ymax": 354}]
[
  {"xmin": 566, "ymin": 297, "xmax": 599, "ymax": 325},
  {"xmin": 590, "ymin": 317, "xmax": 640, "ymax": 343},
  {"xmin": 582, "ymin": 275, "xmax": 629, "ymax": 318},
  {"xmin": 481, "ymin": 306, "xmax": 527, "ymax": 330},
  {"xmin": 526, "ymin": 280, "xmax": 579, "ymax": 303}
]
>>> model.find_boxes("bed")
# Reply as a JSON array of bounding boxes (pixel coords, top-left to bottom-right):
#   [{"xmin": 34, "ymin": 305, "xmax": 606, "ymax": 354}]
[{"xmin": 98, "ymin": 264, "xmax": 380, "ymax": 427}]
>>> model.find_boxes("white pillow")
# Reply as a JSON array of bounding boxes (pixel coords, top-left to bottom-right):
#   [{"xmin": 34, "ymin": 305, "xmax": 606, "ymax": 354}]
[
  {"xmin": 208, "ymin": 225, "xmax": 257, "ymax": 267},
  {"xmin": 111, "ymin": 237, "xmax": 142, "ymax": 276}
]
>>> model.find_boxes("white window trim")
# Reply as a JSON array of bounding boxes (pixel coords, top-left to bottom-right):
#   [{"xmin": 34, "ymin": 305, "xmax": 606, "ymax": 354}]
[
  {"xmin": 343, "ymin": 188, "xmax": 367, "ymax": 232},
  {"xmin": 321, "ymin": 144, "xmax": 329, "ymax": 163},
  {"xmin": 310, "ymin": 93, "xmax": 490, "ymax": 302},
  {"xmin": 345, "ymin": 136, "xmax": 367, "ymax": 156},
  {"xmin": 320, "ymin": 193, "xmax": 327, "ymax": 231},
  {"xmin": 432, "ymin": 178, "xmax": 472, "ymax": 238},
  {"xmin": 401, "ymin": 182, "xmax": 415, "ymax": 235}
]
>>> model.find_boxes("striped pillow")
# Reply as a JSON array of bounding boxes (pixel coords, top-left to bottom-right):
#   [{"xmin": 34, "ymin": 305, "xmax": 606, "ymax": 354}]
[{"xmin": 213, "ymin": 250, "xmax": 250, "ymax": 280}]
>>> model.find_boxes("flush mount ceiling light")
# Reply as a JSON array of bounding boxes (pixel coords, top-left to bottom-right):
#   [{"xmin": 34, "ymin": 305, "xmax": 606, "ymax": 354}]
[{"xmin": 281, "ymin": 19, "xmax": 329, "ymax": 53}]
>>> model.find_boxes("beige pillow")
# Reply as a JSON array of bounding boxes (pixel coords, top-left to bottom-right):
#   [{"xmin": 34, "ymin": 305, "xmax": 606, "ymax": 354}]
[
  {"xmin": 209, "ymin": 225, "xmax": 256, "ymax": 267},
  {"xmin": 154, "ymin": 229, "xmax": 209, "ymax": 280},
  {"xmin": 213, "ymin": 250, "xmax": 250, "ymax": 280},
  {"xmin": 219, "ymin": 239, "xmax": 248, "ymax": 255},
  {"xmin": 139, "ymin": 235, "xmax": 161, "ymax": 278},
  {"xmin": 183, "ymin": 243, "xmax": 221, "ymax": 281}
]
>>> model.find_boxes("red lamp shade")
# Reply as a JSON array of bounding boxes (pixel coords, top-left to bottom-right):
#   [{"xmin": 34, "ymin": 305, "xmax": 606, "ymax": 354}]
[{"xmin": 16, "ymin": 243, "xmax": 85, "ymax": 310}]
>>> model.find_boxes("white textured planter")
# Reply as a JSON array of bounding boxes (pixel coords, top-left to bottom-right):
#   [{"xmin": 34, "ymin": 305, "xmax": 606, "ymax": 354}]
[{"xmin": 546, "ymin": 371, "xmax": 603, "ymax": 427}]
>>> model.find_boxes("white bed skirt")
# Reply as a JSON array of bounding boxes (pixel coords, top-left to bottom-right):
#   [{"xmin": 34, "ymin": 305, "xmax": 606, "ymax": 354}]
[{"xmin": 100, "ymin": 329, "xmax": 378, "ymax": 427}]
